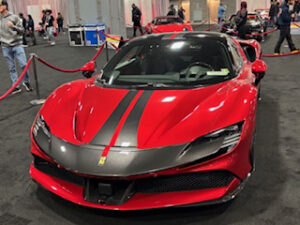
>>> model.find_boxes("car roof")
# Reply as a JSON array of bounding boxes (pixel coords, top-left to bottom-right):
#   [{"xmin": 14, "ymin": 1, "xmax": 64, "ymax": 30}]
[{"xmin": 129, "ymin": 32, "xmax": 229, "ymax": 45}]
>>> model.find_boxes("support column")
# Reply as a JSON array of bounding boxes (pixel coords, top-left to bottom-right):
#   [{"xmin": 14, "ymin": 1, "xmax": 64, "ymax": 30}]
[
  {"xmin": 96, "ymin": 0, "xmax": 103, "ymax": 22},
  {"xmin": 222, "ymin": 0, "xmax": 237, "ymax": 19},
  {"xmin": 74, "ymin": 0, "xmax": 80, "ymax": 24},
  {"xmin": 190, "ymin": 0, "xmax": 207, "ymax": 22}
]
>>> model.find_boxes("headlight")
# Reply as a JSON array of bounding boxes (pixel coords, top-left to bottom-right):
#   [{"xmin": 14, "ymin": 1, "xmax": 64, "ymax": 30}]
[
  {"xmin": 183, "ymin": 27, "xmax": 188, "ymax": 31},
  {"xmin": 203, "ymin": 122, "xmax": 243, "ymax": 151},
  {"xmin": 33, "ymin": 115, "xmax": 51, "ymax": 138},
  {"xmin": 190, "ymin": 122, "xmax": 244, "ymax": 154}
]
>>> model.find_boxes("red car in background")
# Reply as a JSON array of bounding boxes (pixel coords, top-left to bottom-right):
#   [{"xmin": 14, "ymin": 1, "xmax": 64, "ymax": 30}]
[
  {"xmin": 30, "ymin": 32, "xmax": 267, "ymax": 210},
  {"xmin": 145, "ymin": 16, "xmax": 193, "ymax": 34}
]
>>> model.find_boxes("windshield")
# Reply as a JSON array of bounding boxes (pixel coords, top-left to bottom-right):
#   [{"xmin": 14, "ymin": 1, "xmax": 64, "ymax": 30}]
[
  {"xmin": 155, "ymin": 17, "xmax": 184, "ymax": 25},
  {"xmin": 100, "ymin": 39, "xmax": 234, "ymax": 88}
]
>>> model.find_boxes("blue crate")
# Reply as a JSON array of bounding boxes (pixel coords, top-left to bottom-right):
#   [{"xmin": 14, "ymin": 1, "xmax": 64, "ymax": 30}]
[{"xmin": 84, "ymin": 23, "xmax": 106, "ymax": 46}]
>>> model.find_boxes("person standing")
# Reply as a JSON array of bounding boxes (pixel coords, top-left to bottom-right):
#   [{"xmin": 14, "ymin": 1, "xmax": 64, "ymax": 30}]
[
  {"xmin": 19, "ymin": 13, "xmax": 28, "ymax": 47},
  {"xmin": 131, "ymin": 4, "xmax": 143, "ymax": 37},
  {"xmin": 294, "ymin": 0, "xmax": 300, "ymax": 21},
  {"xmin": 274, "ymin": 0, "xmax": 298, "ymax": 54},
  {"xmin": 27, "ymin": 14, "xmax": 36, "ymax": 45},
  {"xmin": 218, "ymin": 3, "xmax": 227, "ymax": 24},
  {"xmin": 167, "ymin": 4, "xmax": 177, "ymax": 16},
  {"xmin": 0, "ymin": 0, "xmax": 33, "ymax": 94},
  {"xmin": 269, "ymin": 0, "xmax": 278, "ymax": 26},
  {"xmin": 235, "ymin": 1, "xmax": 248, "ymax": 39},
  {"xmin": 56, "ymin": 12, "xmax": 64, "ymax": 33},
  {"xmin": 44, "ymin": 9, "xmax": 56, "ymax": 46},
  {"xmin": 178, "ymin": 6, "xmax": 185, "ymax": 21}
]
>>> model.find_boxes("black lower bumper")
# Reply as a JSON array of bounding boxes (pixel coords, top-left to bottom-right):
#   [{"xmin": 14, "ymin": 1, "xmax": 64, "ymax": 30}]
[{"xmin": 33, "ymin": 155, "xmax": 237, "ymax": 206}]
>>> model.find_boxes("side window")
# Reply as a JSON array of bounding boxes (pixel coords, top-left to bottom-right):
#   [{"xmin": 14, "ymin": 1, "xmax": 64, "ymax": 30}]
[{"xmin": 228, "ymin": 40, "xmax": 243, "ymax": 71}]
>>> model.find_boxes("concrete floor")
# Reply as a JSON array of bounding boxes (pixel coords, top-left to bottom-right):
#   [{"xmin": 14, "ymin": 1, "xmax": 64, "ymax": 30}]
[{"xmin": 0, "ymin": 28, "xmax": 299, "ymax": 225}]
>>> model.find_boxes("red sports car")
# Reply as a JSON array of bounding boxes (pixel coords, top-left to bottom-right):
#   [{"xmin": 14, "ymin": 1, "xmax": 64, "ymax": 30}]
[
  {"xmin": 30, "ymin": 32, "xmax": 267, "ymax": 210},
  {"xmin": 145, "ymin": 16, "xmax": 193, "ymax": 34}
]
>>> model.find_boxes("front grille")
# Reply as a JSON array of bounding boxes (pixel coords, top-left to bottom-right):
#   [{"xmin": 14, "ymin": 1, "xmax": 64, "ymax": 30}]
[
  {"xmin": 135, "ymin": 170, "xmax": 235, "ymax": 193},
  {"xmin": 33, "ymin": 155, "xmax": 236, "ymax": 205}
]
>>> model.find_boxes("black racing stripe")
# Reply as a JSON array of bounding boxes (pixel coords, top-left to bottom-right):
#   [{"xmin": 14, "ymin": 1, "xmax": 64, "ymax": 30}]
[
  {"xmin": 90, "ymin": 91, "xmax": 138, "ymax": 146},
  {"xmin": 115, "ymin": 91, "xmax": 154, "ymax": 147}
]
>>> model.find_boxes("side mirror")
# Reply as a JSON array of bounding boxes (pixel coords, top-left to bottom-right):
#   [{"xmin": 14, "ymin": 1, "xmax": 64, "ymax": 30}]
[
  {"xmin": 252, "ymin": 59, "xmax": 267, "ymax": 85},
  {"xmin": 81, "ymin": 61, "xmax": 96, "ymax": 78}
]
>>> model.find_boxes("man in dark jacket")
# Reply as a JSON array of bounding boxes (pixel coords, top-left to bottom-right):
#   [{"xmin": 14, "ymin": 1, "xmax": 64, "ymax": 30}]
[
  {"xmin": 131, "ymin": 4, "xmax": 143, "ymax": 37},
  {"xmin": 19, "ymin": 13, "xmax": 28, "ymax": 46},
  {"xmin": 294, "ymin": 0, "xmax": 300, "ymax": 21},
  {"xmin": 269, "ymin": 0, "xmax": 279, "ymax": 26},
  {"xmin": 167, "ymin": 5, "xmax": 176, "ymax": 16},
  {"xmin": 274, "ymin": 0, "xmax": 297, "ymax": 54},
  {"xmin": 235, "ymin": 1, "xmax": 248, "ymax": 39}
]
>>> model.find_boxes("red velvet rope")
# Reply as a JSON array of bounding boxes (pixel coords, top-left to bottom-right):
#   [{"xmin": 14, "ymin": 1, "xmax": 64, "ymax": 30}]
[
  {"xmin": 246, "ymin": 28, "xmax": 278, "ymax": 37},
  {"xmin": 220, "ymin": 26, "xmax": 278, "ymax": 36},
  {"xmin": 37, "ymin": 43, "xmax": 105, "ymax": 72},
  {"xmin": 205, "ymin": 24, "xmax": 216, "ymax": 31},
  {"xmin": 0, "ymin": 56, "xmax": 33, "ymax": 101},
  {"xmin": 262, "ymin": 50, "xmax": 300, "ymax": 57},
  {"xmin": 37, "ymin": 57, "xmax": 81, "ymax": 73},
  {"xmin": 292, "ymin": 23, "xmax": 300, "ymax": 28}
]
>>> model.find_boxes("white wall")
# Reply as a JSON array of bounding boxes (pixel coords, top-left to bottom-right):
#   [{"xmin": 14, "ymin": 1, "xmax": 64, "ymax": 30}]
[{"xmin": 236, "ymin": 0, "xmax": 271, "ymax": 12}]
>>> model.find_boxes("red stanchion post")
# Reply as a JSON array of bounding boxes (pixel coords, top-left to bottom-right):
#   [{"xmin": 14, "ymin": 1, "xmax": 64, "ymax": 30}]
[{"xmin": 30, "ymin": 54, "xmax": 45, "ymax": 105}]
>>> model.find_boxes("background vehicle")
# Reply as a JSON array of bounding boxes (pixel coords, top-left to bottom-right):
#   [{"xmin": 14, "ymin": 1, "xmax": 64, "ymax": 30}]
[
  {"xmin": 221, "ymin": 12, "xmax": 268, "ymax": 42},
  {"xmin": 30, "ymin": 32, "xmax": 267, "ymax": 210},
  {"xmin": 145, "ymin": 16, "xmax": 193, "ymax": 34}
]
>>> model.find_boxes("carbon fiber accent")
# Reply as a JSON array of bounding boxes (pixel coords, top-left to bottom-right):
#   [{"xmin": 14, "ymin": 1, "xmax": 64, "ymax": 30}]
[
  {"xmin": 33, "ymin": 155, "xmax": 84, "ymax": 186},
  {"xmin": 135, "ymin": 170, "xmax": 235, "ymax": 193}
]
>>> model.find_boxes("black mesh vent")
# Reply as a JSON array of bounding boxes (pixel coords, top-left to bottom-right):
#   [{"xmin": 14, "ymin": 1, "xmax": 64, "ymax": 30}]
[
  {"xmin": 135, "ymin": 170, "xmax": 235, "ymax": 193},
  {"xmin": 33, "ymin": 155, "xmax": 235, "ymax": 194},
  {"xmin": 34, "ymin": 155, "xmax": 84, "ymax": 186}
]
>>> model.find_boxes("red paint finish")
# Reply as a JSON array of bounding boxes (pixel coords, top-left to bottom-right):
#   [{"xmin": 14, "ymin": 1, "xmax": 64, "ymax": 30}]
[
  {"xmin": 145, "ymin": 17, "xmax": 193, "ymax": 34},
  {"xmin": 30, "ymin": 35, "xmax": 267, "ymax": 210}
]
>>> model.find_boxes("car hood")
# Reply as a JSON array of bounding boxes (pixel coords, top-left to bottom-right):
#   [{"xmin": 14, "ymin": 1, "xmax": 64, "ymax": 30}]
[
  {"xmin": 153, "ymin": 24, "xmax": 192, "ymax": 33},
  {"xmin": 40, "ymin": 78, "xmax": 251, "ymax": 149}
]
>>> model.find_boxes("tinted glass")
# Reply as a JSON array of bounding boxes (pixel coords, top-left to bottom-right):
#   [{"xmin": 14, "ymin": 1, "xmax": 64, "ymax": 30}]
[
  {"xmin": 101, "ymin": 39, "xmax": 233, "ymax": 87},
  {"xmin": 155, "ymin": 18, "xmax": 183, "ymax": 25}
]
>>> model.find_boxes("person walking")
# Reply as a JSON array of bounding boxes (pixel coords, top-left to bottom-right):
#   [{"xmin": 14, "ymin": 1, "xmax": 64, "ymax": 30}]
[
  {"xmin": 131, "ymin": 4, "xmax": 143, "ymax": 37},
  {"xmin": 274, "ymin": 0, "xmax": 298, "ymax": 54},
  {"xmin": 218, "ymin": 3, "xmax": 227, "ymax": 24},
  {"xmin": 44, "ymin": 9, "xmax": 56, "ymax": 46},
  {"xmin": 178, "ymin": 6, "xmax": 185, "ymax": 21},
  {"xmin": 167, "ymin": 4, "xmax": 177, "ymax": 16},
  {"xmin": 0, "ymin": 0, "xmax": 33, "ymax": 94},
  {"xmin": 56, "ymin": 12, "xmax": 64, "ymax": 33},
  {"xmin": 41, "ymin": 10, "xmax": 47, "ymax": 38},
  {"xmin": 27, "ymin": 14, "xmax": 36, "ymax": 45},
  {"xmin": 19, "ymin": 13, "xmax": 28, "ymax": 47},
  {"xmin": 235, "ymin": 1, "xmax": 248, "ymax": 39}
]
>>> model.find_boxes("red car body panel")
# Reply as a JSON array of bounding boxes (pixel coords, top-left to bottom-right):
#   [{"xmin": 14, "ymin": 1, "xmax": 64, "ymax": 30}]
[
  {"xmin": 145, "ymin": 17, "xmax": 193, "ymax": 34},
  {"xmin": 30, "ymin": 34, "xmax": 265, "ymax": 210}
]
